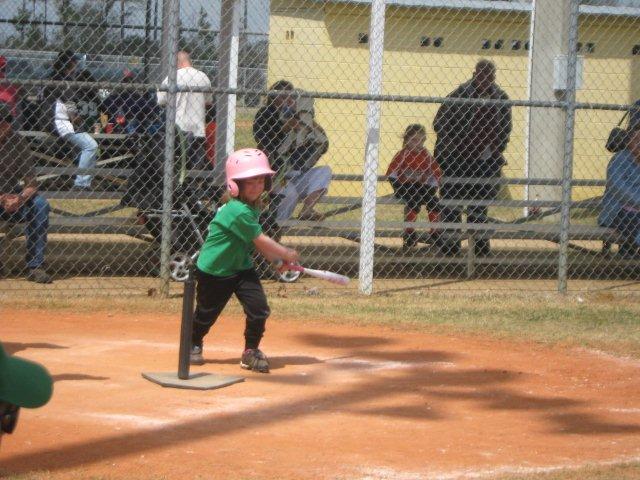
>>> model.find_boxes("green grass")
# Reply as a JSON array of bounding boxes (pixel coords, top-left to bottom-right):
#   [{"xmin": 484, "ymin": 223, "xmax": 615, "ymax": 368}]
[
  {"xmin": 4, "ymin": 462, "xmax": 640, "ymax": 480},
  {"xmin": 494, "ymin": 461, "xmax": 640, "ymax": 480},
  {"xmin": 234, "ymin": 107, "xmax": 258, "ymax": 150},
  {"xmin": 267, "ymin": 291, "xmax": 640, "ymax": 357},
  {"xmin": 8, "ymin": 289, "xmax": 640, "ymax": 358}
]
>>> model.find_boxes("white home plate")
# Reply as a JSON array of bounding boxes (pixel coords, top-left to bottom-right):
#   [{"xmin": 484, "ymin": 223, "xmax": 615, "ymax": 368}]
[{"xmin": 142, "ymin": 371, "xmax": 244, "ymax": 390}]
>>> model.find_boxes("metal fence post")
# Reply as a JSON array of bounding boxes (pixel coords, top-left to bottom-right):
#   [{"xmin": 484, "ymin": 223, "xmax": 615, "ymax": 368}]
[
  {"xmin": 159, "ymin": 0, "xmax": 180, "ymax": 298},
  {"xmin": 359, "ymin": 0, "xmax": 386, "ymax": 295},
  {"xmin": 214, "ymin": 0, "xmax": 242, "ymax": 184},
  {"xmin": 558, "ymin": 0, "xmax": 580, "ymax": 293}
]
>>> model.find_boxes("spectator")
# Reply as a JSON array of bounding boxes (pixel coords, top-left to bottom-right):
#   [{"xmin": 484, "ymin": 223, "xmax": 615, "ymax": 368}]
[
  {"xmin": 43, "ymin": 50, "xmax": 98, "ymax": 190},
  {"xmin": 253, "ymin": 80, "xmax": 297, "ymax": 174},
  {"xmin": 599, "ymin": 119, "xmax": 640, "ymax": 258},
  {"xmin": 101, "ymin": 69, "xmax": 152, "ymax": 135},
  {"xmin": 157, "ymin": 50, "xmax": 213, "ymax": 172},
  {"xmin": 0, "ymin": 342, "xmax": 53, "ymax": 445},
  {"xmin": 386, "ymin": 124, "xmax": 442, "ymax": 248},
  {"xmin": 0, "ymin": 103, "xmax": 52, "ymax": 283},
  {"xmin": 274, "ymin": 91, "xmax": 331, "ymax": 222},
  {"xmin": 433, "ymin": 59, "xmax": 512, "ymax": 257},
  {"xmin": 0, "ymin": 55, "xmax": 21, "ymax": 121}
]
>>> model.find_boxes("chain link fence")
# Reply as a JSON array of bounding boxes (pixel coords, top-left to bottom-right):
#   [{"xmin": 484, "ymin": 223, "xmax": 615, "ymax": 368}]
[{"xmin": 1, "ymin": 0, "xmax": 639, "ymax": 296}]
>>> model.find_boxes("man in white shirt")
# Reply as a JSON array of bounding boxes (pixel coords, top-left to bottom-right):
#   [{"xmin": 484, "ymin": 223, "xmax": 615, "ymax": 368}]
[{"xmin": 157, "ymin": 51, "xmax": 213, "ymax": 174}]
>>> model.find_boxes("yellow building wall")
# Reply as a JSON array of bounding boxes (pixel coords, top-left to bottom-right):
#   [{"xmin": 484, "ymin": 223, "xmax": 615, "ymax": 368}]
[{"xmin": 268, "ymin": 1, "xmax": 640, "ymax": 199}]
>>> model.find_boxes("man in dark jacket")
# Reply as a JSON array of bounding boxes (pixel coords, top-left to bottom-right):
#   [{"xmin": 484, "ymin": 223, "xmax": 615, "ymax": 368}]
[{"xmin": 433, "ymin": 59, "xmax": 512, "ymax": 256}]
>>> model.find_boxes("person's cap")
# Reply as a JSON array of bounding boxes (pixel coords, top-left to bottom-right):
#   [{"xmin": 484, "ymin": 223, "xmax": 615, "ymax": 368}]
[
  {"xmin": 0, "ymin": 344, "xmax": 53, "ymax": 408},
  {"xmin": 0, "ymin": 103, "xmax": 13, "ymax": 123}
]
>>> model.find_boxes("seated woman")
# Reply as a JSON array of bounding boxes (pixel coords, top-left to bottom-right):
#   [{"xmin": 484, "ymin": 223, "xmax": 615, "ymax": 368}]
[
  {"xmin": 274, "ymin": 91, "xmax": 331, "ymax": 222},
  {"xmin": 599, "ymin": 121, "xmax": 640, "ymax": 257}
]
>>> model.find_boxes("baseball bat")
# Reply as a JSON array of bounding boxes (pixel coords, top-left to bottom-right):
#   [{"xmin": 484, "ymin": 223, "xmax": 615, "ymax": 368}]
[{"xmin": 276, "ymin": 262, "xmax": 350, "ymax": 286}]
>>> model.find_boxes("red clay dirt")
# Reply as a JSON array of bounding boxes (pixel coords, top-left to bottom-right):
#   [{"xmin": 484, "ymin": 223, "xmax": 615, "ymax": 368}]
[{"xmin": 2, "ymin": 308, "xmax": 640, "ymax": 479}]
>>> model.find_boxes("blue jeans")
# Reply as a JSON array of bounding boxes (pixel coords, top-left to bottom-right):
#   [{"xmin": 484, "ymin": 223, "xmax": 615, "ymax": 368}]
[
  {"xmin": 0, "ymin": 195, "xmax": 50, "ymax": 269},
  {"xmin": 64, "ymin": 132, "xmax": 98, "ymax": 188},
  {"xmin": 612, "ymin": 209, "xmax": 640, "ymax": 256}
]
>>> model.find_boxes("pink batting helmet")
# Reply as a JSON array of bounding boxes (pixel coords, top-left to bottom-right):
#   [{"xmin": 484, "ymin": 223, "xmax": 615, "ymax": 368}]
[{"xmin": 225, "ymin": 148, "xmax": 275, "ymax": 197}]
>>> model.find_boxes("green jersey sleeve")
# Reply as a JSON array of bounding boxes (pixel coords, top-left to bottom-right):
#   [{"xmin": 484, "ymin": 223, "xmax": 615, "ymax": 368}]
[{"xmin": 228, "ymin": 209, "xmax": 263, "ymax": 242}]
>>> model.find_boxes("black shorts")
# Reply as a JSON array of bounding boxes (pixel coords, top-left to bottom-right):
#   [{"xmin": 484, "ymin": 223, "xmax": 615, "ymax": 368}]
[{"xmin": 389, "ymin": 180, "xmax": 439, "ymax": 212}]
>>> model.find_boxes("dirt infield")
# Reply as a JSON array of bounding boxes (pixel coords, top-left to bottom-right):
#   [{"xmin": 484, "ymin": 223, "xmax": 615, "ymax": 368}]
[{"xmin": 2, "ymin": 307, "xmax": 640, "ymax": 480}]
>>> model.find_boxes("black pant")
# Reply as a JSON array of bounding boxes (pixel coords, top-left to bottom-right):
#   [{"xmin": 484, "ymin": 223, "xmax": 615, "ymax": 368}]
[
  {"xmin": 192, "ymin": 268, "xmax": 271, "ymax": 350},
  {"xmin": 440, "ymin": 181, "xmax": 497, "ymax": 256},
  {"xmin": 612, "ymin": 209, "xmax": 640, "ymax": 257},
  {"xmin": 389, "ymin": 180, "xmax": 440, "ymax": 213}
]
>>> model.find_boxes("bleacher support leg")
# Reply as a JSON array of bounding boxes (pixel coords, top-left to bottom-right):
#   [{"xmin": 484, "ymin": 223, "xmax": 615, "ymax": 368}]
[{"xmin": 467, "ymin": 233, "xmax": 476, "ymax": 278}]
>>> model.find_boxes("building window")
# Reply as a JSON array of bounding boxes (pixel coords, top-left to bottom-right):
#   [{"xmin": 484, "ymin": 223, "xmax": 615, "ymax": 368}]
[
  {"xmin": 576, "ymin": 42, "xmax": 583, "ymax": 52},
  {"xmin": 420, "ymin": 36, "xmax": 431, "ymax": 47},
  {"xmin": 358, "ymin": 33, "xmax": 369, "ymax": 44},
  {"xmin": 433, "ymin": 37, "xmax": 443, "ymax": 48},
  {"xmin": 524, "ymin": 41, "xmax": 530, "ymax": 51},
  {"xmin": 494, "ymin": 39, "xmax": 504, "ymax": 50},
  {"xmin": 511, "ymin": 40, "xmax": 521, "ymax": 51},
  {"xmin": 481, "ymin": 39, "xmax": 491, "ymax": 50},
  {"xmin": 586, "ymin": 42, "xmax": 596, "ymax": 53},
  {"xmin": 285, "ymin": 30, "xmax": 294, "ymax": 40},
  {"xmin": 633, "ymin": 45, "xmax": 640, "ymax": 56}
]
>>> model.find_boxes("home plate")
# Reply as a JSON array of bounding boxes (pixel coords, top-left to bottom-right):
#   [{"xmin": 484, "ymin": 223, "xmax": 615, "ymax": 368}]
[{"xmin": 142, "ymin": 371, "xmax": 245, "ymax": 390}]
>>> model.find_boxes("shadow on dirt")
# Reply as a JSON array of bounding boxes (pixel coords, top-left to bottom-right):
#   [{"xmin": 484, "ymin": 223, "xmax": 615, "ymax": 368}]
[
  {"xmin": 4, "ymin": 332, "xmax": 639, "ymax": 475},
  {"xmin": 2, "ymin": 342, "xmax": 68, "ymax": 355}
]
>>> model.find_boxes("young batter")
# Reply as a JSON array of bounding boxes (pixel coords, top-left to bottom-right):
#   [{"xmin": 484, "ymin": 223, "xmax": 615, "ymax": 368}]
[{"xmin": 190, "ymin": 148, "xmax": 299, "ymax": 372}]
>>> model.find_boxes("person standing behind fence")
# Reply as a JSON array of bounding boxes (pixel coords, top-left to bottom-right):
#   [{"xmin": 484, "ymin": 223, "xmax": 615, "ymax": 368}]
[
  {"xmin": 43, "ymin": 50, "xmax": 98, "ymax": 191},
  {"xmin": 433, "ymin": 59, "xmax": 512, "ymax": 257},
  {"xmin": 189, "ymin": 149, "xmax": 299, "ymax": 372},
  {"xmin": 599, "ymin": 119, "xmax": 640, "ymax": 258},
  {"xmin": 157, "ymin": 51, "xmax": 213, "ymax": 173},
  {"xmin": 387, "ymin": 124, "xmax": 442, "ymax": 248}
]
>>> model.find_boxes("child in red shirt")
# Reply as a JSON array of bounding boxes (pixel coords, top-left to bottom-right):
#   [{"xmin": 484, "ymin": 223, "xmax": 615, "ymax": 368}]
[{"xmin": 386, "ymin": 124, "xmax": 442, "ymax": 247}]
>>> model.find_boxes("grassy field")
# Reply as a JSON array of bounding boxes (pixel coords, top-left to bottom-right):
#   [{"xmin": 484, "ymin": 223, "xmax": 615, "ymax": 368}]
[
  {"xmin": 7, "ymin": 287, "xmax": 640, "ymax": 358},
  {"xmin": 492, "ymin": 462, "xmax": 640, "ymax": 480}
]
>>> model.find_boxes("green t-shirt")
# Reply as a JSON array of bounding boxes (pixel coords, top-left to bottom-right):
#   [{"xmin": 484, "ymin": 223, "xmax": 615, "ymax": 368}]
[{"xmin": 196, "ymin": 199, "xmax": 263, "ymax": 277}]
